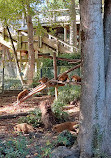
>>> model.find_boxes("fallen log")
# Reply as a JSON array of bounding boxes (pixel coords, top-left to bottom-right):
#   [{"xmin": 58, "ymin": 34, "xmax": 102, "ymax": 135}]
[{"xmin": 0, "ymin": 112, "xmax": 29, "ymax": 120}]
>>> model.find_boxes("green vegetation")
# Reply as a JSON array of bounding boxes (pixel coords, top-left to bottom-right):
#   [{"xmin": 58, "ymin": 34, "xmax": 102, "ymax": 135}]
[
  {"xmin": 18, "ymin": 84, "xmax": 80, "ymax": 126},
  {"xmin": 52, "ymin": 84, "xmax": 80, "ymax": 122},
  {"xmin": 57, "ymin": 53, "xmax": 81, "ymax": 66},
  {"xmin": 52, "ymin": 101, "xmax": 69, "ymax": 122},
  {"xmin": 18, "ymin": 109, "xmax": 42, "ymax": 128},
  {"xmin": 0, "ymin": 136, "xmax": 29, "ymax": 158},
  {"xmin": 0, "ymin": 131, "xmax": 77, "ymax": 158},
  {"xmin": 58, "ymin": 84, "xmax": 80, "ymax": 104},
  {"xmin": 56, "ymin": 130, "xmax": 77, "ymax": 147},
  {"xmin": 4, "ymin": 78, "xmax": 22, "ymax": 90}
]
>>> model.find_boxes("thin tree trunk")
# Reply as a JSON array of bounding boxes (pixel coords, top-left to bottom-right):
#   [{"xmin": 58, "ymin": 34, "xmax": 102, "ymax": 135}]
[
  {"xmin": 70, "ymin": 0, "xmax": 77, "ymax": 48},
  {"xmin": 78, "ymin": 1, "xmax": 105, "ymax": 157},
  {"xmin": 26, "ymin": 14, "xmax": 35, "ymax": 85},
  {"xmin": 104, "ymin": 0, "xmax": 111, "ymax": 156}
]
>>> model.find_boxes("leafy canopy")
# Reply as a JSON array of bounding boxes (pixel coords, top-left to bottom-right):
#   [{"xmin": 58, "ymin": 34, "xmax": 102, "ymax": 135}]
[{"xmin": 0, "ymin": 0, "xmax": 44, "ymax": 27}]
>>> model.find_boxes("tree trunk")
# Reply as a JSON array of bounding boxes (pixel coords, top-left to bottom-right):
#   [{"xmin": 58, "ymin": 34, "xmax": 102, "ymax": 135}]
[
  {"xmin": 39, "ymin": 100, "xmax": 56, "ymax": 129},
  {"xmin": 104, "ymin": 0, "xmax": 111, "ymax": 75},
  {"xmin": 70, "ymin": 0, "xmax": 77, "ymax": 48},
  {"xmin": 78, "ymin": 1, "xmax": 105, "ymax": 157},
  {"xmin": 103, "ymin": 0, "xmax": 111, "ymax": 156},
  {"xmin": 26, "ymin": 14, "xmax": 35, "ymax": 85}
]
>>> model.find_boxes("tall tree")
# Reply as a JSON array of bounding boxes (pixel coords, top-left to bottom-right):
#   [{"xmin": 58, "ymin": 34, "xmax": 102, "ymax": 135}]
[
  {"xmin": 24, "ymin": 0, "xmax": 35, "ymax": 85},
  {"xmin": 78, "ymin": 0, "xmax": 105, "ymax": 157}
]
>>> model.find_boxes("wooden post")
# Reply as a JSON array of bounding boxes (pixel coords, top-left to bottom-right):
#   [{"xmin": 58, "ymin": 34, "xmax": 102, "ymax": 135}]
[
  {"xmin": 64, "ymin": 25, "xmax": 67, "ymax": 42},
  {"xmin": 53, "ymin": 52, "xmax": 58, "ymax": 100},
  {"xmin": 39, "ymin": 36, "xmax": 42, "ymax": 48},
  {"xmin": 20, "ymin": 51, "xmax": 22, "ymax": 68},
  {"xmin": 56, "ymin": 39, "xmax": 59, "ymax": 56}
]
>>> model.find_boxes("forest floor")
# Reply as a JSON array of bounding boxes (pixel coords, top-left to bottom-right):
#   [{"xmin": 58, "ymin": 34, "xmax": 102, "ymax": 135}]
[{"xmin": 0, "ymin": 94, "xmax": 80, "ymax": 157}]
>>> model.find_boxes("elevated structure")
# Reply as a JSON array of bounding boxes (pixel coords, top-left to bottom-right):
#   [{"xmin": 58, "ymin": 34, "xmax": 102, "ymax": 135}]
[{"xmin": 0, "ymin": 8, "xmax": 80, "ymax": 92}]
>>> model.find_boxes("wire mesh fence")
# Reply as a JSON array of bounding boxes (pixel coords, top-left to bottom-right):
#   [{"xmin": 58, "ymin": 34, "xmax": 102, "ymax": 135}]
[{"xmin": 0, "ymin": 63, "xmax": 80, "ymax": 93}]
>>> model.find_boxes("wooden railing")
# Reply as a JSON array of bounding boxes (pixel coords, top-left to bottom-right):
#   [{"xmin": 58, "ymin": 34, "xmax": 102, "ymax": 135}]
[
  {"xmin": 17, "ymin": 29, "xmax": 79, "ymax": 54},
  {"xmin": 48, "ymin": 33, "xmax": 78, "ymax": 52}
]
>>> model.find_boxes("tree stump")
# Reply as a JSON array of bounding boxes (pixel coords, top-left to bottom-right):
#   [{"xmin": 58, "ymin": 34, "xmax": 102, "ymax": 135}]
[{"xmin": 39, "ymin": 100, "xmax": 56, "ymax": 129}]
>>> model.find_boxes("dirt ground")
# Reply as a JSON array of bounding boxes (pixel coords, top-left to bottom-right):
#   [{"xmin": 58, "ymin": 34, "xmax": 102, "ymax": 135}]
[{"xmin": 0, "ymin": 94, "xmax": 79, "ymax": 157}]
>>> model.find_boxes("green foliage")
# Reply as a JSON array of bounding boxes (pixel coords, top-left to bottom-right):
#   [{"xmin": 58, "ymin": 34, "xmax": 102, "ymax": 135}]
[
  {"xmin": 34, "ymin": 22, "xmax": 47, "ymax": 36},
  {"xmin": 58, "ymin": 85, "xmax": 81, "ymax": 104},
  {"xmin": 49, "ymin": 27, "xmax": 57, "ymax": 36},
  {"xmin": 32, "ymin": 75, "xmax": 40, "ymax": 88},
  {"xmin": 41, "ymin": 58, "xmax": 53, "ymax": 68},
  {"xmin": 48, "ymin": 87, "xmax": 55, "ymax": 96},
  {"xmin": 40, "ymin": 145, "xmax": 52, "ymax": 158},
  {"xmin": 0, "ymin": 0, "xmax": 43, "ymax": 27},
  {"xmin": 56, "ymin": 130, "xmax": 77, "ymax": 147},
  {"xmin": 34, "ymin": 131, "xmax": 77, "ymax": 157},
  {"xmin": 18, "ymin": 109, "xmax": 42, "ymax": 128},
  {"xmin": 35, "ymin": 143, "xmax": 53, "ymax": 158},
  {"xmin": 4, "ymin": 78, "xmax": 22, "ymax": 90},
  {"xmin": 47, "ymin": 0, "xmax": 63, "ymax": 10},
  {"xmin": 52, "ymin": 101, "xmax": 69, "ymax": 122},
  {"xmin": 63, "ymin": 0, "xmax": 79, "ymax": 8},
  {"xmin": 52, "ymin": 84, "xmax": 80, "ymax": 122},
  {"xmin": 57, "ymin": 53, "xmax": 81, "ymax": 66},
  {"xmin": 0, "ymin": 136, "xmax": 29, "ymax": 158}
]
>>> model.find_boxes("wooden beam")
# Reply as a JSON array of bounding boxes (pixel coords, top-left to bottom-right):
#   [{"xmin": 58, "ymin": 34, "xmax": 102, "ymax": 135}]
[
  {"xmin": 38, "ymin": 53, "xmax": 81, "ymax": 62},
  {"xmin": 58, "ymin": 63, "xmax": 81, "ymax": 76},
  {"xmin": 48, "ymin": 79, "xmax": 81, "ymax": 86}
]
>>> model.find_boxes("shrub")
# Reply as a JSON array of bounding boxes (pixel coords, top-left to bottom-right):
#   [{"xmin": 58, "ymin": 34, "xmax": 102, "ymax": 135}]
[
  {"xmin": 0, "ymin": 136, "xmax": 29, "ymax": 158},
  {"xmin": 58, "ymin": 84, "xmax": 81, "ymax": 104},
  {"xmin": 18, "ymin": 109, "xmax": 42, "ymax": 128},
  {"xmin": 56, "ymin": 130, "xmax": 77, "ymax": 147},
  {"xmin": 52, "ymin": 101, "xmax": 69, "ymax": 122}
]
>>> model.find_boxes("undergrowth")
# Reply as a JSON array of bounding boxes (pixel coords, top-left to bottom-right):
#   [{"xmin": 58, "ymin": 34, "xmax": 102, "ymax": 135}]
[
  {"xmin": 0, "ymin": 136, "xmax": 29, "ymax": 158},
  {"xmin": 18, "ymin": 109, "xmax": 42, "ymax": 128},
  {"xmin": 0, "ymin": 132, "xmax": 77, "ymax": 158}
]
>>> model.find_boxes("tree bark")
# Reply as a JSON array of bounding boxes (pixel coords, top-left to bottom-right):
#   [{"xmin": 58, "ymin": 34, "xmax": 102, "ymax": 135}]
[
  {"xmin": 104, "ymin": 0, "xmax": 111, "ymax": 75},
  {"xmin": 26, "ymin": 13, "xmax": 35, "ymax": 85},
  {"xmin": 70, "ymin": 0, "xmax": 77, "ymax": 48},
  {"xmin": 104, "ymin": 0, "xmax": 111, "ymax": 156},
  {"xmin": 78, "ymin": 1, "xmax": 105, "ymax": 157}
]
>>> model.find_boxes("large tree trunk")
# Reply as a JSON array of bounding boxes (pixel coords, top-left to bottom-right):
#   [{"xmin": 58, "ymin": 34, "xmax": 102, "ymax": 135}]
[
  {"xmin": 104, "ymin": 0, "xmax": 111, "ymax": 75},
  {"xmin": 26, "ymin": 14, "xmax": 35, "ymax": 85},
  {"xmin": 103, "ymin": 0, "xmax": 111, "ymax": 156},
  {"xmin": 69, "ymin": 0, "xmax": 77, "ymax": 48},
  {"xmin": 78, "ymin": 1, "xmax": 105, "ymax": 157}
]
